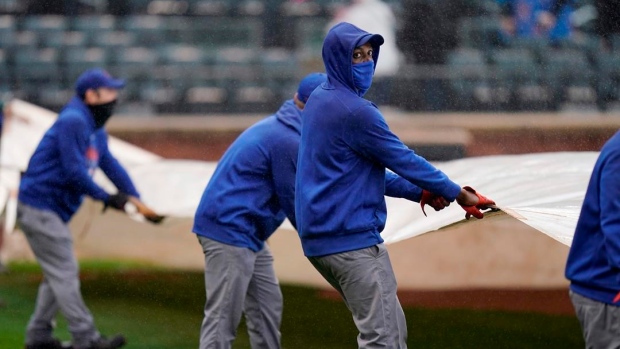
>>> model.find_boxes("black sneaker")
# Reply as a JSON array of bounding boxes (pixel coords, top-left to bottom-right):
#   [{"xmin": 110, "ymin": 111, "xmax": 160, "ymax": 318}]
[
  {"xmin": 24, "ymin": 338, "xmax": 73, "ymax": 349},
  {"xmin": 82, "ymin": 334, "xmax": 126, "ymax": 349}
]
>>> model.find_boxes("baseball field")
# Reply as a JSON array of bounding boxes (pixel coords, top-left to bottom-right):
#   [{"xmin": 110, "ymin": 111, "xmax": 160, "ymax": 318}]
[{"xmin": 0, "ymin": 260, "xmax": 584, "ymax": 349}]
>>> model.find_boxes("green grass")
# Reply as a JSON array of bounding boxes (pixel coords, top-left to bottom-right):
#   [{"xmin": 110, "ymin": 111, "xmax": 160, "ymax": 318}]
[{"xmin": 0, "ymin": 261, "xmax": 584, "ymax": 348}]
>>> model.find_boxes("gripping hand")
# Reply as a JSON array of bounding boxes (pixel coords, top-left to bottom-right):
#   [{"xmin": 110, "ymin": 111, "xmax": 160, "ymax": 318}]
[
  {"xmin": 127, "ymin": 197, "xmax": 166, "ymax": 225},
  {"xmin": 459, "ymin": 186, "xmax": 496, "ymax": 220},
  {"xmin": 420, "ymin": 190, "xmax": 450, "ymax": 217},
  {"xmin": 104, "ymin": 193, "xmax": 129, "ymax": 212}
]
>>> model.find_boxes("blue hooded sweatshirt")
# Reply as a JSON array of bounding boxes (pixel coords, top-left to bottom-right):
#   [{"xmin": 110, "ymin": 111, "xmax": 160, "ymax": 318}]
[
  {"xmin": 566, "ymin": 130, "xmax": 620, "ymax": 305},
  {"xmin": 295, "ymin": 22, "xmax": 462, "ymax": 257},
  {"xmin": 19, "ymin": 96, "xmax": 139, "ymax": 222},
  {"xmin": 192, "ymin": 100, "xmax": 305, "ymax": 252}
]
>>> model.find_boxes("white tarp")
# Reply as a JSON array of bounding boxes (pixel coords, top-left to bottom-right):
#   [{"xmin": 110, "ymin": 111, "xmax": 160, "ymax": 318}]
[{"xmin": 1, "ymin": 100, "xmax": 597, "ymax": 248}]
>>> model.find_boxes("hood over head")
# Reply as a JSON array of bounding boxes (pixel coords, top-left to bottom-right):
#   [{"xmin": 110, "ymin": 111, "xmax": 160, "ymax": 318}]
[
  {"xmin": 277, "ymin": 72, "xmax": 327, "ymax": 133},
  {"xmin": 322, "ymin": 22, "xmax": 384, "ymax": 95},
  {"xmin": 275, "ymin": 100, "xmax": 304, "ymax": 134}
]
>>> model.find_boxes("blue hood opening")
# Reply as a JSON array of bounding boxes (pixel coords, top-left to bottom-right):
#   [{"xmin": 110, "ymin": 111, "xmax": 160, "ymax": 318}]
[{"xmin": 322, "ymin": 22, "xmax": 384, "ymax": 95}]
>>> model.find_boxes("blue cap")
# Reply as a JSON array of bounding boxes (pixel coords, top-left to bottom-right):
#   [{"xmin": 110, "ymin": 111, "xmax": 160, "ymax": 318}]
[
  {"xmin": 297, "ymin": 72, "xmax": 327, "ymax": 103},
  {"xmin": 356, "ymin": 33, "xmax": 384, "ymax": 49},
  {"xmin": 75, "ymin": 68, "xmax": 126, "ymax": 97}
]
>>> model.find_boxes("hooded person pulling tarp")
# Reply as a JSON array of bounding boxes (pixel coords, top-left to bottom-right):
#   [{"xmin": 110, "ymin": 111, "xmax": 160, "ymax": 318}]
[
  {"xmin": 191, "ymin": 73, "xmax": 327, "ymax": 349},
  {"xmin": 295, "ymin": 22, "xmax": 496, "ymax": 348}
]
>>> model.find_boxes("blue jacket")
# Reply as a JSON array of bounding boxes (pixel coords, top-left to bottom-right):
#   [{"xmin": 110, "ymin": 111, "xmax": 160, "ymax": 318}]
[
  {"xmin": 192, "ymin": 100, "xmax": 303, "ymax": 252},
  {"xmin": 566, "ymin": 130, "xmax": 620, "ymax": 305},
  {"xmin": 19, "ymin": 96, "xmax": 139, "ymax": 222},
  {"xmin": 295, "ymin": 22, "xmax": 462, "ymax": 257}
]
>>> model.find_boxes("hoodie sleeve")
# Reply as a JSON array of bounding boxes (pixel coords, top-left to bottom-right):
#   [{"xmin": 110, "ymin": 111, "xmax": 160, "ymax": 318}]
[
  {"xmin": 346, "ymin": 105, "xmax": 461, "ymax": 201},
  {"xmin": 271, "ymin": 133, "xmax": 298, "ymax": 229},
  {"xmin": 98, "ymin": 132, "xmax": 140, "ymax": 198},
  {"xmin": 600, "ymin": 149, "xmax": 620, "ymax": 270},
  {"xmin": 56, "ymin": 115, "xmax": 110, "ymax": 202},
  {"xmin": 385, "ymin": 170, "xmax": 422, "ymax": 202}
]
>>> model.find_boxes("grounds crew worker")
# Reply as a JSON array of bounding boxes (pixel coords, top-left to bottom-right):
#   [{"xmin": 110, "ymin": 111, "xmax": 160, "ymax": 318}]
[
  {"xmin": 18, "ymin": 68, "xmax": 162, "ymax": 349},
  {"xmin": 192, "ymin": 73, "xmax": 327, "ymax": 349},
  {"xmin": 566, "ymin": 129, "xmax": 620, "ymax": 348},
  {"xmin": 295, "ymin": 22, "xmax": 496, "ymax": 348}
]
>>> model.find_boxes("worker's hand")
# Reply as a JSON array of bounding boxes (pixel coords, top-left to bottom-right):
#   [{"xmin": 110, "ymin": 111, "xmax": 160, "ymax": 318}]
[
  {"xmin": 457, "ymin": 186, "xmax": 496, "ymax": 220},
  {"xmin": 420, "ymin": 190, "xmax": 450, "ymax": 217},
  {"xmin": 128, "ymin": 196, "xmax": 166, "ymax": 224},
  {"xmin": 104, "ymin": 192, "xmax": 129, "ymax": 212}
]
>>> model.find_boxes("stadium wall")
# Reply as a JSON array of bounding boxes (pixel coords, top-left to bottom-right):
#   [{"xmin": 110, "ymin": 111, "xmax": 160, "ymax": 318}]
[{"xmin": 107, "ymin": 112, "xmax": 620, "ymax": 161}]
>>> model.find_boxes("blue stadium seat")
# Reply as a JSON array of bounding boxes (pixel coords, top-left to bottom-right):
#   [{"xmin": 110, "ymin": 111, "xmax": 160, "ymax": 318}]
[
  {"xmin": 21, "ymin": 15, "xmax": 68, "ymax": 46},
  {"xmin": 13, "ymin": 48, "xmax": 60, "ymax": 86},
  {"xmin": 188, "ymin": 0, "xmax": 233, "ymax": 16},
  {"xmin": 72, "ymin": 15, "xmax": 116, "ymax": 33},
  {"xmin": 0, "ymin": 49, "xmax": 8, "ymax": 85},
  {"xmin": 62, "ymin": 47, "xmax": 108, "ymax": 83},
  {"xmin": 21, "ymin": 15, "xmax": 67, "ymax": 31},
  {"xmin": 140, "ymin": 0, "xmax": 190, "ymax": 15},
  {"xmin": 508, "ymin": 37, "xmax": 547, "ymax": 61},
  {"xmin": 40, "ymin": 31, "xmax": 88, "ymax": 49},
  {"xmin": 158, "ymin": 44, "xmax": 211, "ymax": 81},
  {"xmin": 0, "ymin": 0, "xmax": 22, "ymax": 14},
  {"xmin": 235, "ymin": 0, "xmax": 265, "ymax": 16},
  {"xmin": 225, "ymin": 79, "xmax": 279, "ymax": 113},
  {"xmin": 595, "ymin": 52, "xmax": 620, "ymax": 111},
  {"xmin": 120, "ymin": 15, "xmax": 167, "ymax": 46},
  {"xmin": 457, "ymin": 16, "xmax": 504, "ymax": 51},
  {"xmin": 280, "ymin": 1, "xmax": 322, "ymax": 17},
  {"xmin": 187, "ymin": 17, "xmax": 262, "ymax": 48},
  {"xmin": 90, "ymin": 31, "xmax": 137, "ymax": 49},
  {"xmin": 490, "ymin": 48, "xmax": 550, "ymax": 111},
  {"xmin": 37, "ymin": 83, "xmax": 74, "ymax": 112},
  {"xmin": 541, "ymin": 49, "xmax": 596, "ymax": 110},
  {"xmin": 260, "ymin": 48, "xmax": 299, "ymax": 85},
  {"xmin": 0, "ymin": 16, "xmax": 15, "ymax": 48},
  {"xmin": 162, "ymin": 16, "xmax": 191, "ymax": 44},
  {"xmin": 611, "ymin": 34, "xmax": 620, "ymax": 52},
  {"xmin": 109, "ymin": 47, "xmax": 159, "ymax": 83},
  {"xmin": 141, "ymin": 78, "xmax": 186, "ymax": 113},
  {"xmin": 213, "ymin": 47, "xmax": 260, "ymax": 81},
  {"xmin": 183, "ymin": 80, "xmax": 229, "ymax": 113},
  {"xmin": 159, "ymin": 44, "xmax": 206, "ymax": 67},
  {"xmin": 126, "ymin": 0, "xmax": 159, "ymax": 14},
  {"xmin": 446, "ymin": 48, "xmax": 491, "ymax": 111},
  {"xmin": 292, "ymin": 17, "xmax": 329, "ymax": 56},
  {"xmin": 13, "ymin": 31, "xmax": 39, "ymax": 50}
]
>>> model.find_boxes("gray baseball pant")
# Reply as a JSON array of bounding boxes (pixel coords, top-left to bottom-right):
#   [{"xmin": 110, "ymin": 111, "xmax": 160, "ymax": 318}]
[
  {"xmin": 308, "ymin": 243, "xmax": 408, "ymax": 349},
  {"xmin": 570, "ymin": 290, "xmax": 620, "ymax": 349},
  {"xmin": 197, "ymin": 235, "xmax": 282, "ymax": 349},
  {"xmin": 17, "ymin": 202, "xmax": 100, "ymax": 348}
]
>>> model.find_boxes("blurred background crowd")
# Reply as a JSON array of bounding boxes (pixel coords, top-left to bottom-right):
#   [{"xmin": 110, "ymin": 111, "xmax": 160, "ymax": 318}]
[{"xmin": 0, "ymin": 0, "xmax": 618, "ymax": 115}]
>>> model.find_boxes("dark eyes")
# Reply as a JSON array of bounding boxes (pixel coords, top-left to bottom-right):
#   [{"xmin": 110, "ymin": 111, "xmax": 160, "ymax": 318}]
[{"xmin": 353, "ymin": 50, "xmax": 373, "ymax": 59}]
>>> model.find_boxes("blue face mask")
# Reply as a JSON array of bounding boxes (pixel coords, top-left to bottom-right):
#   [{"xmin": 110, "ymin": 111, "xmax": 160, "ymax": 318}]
[{"xmin": 352, "ymin": 61, "xmax": 375, "ymax": 96}]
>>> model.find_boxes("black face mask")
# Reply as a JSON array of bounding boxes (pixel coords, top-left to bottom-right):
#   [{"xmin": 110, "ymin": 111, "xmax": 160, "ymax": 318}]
[{"xmin": 88, "ymin": 100, "xmax": 117, "ymax": 129}]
